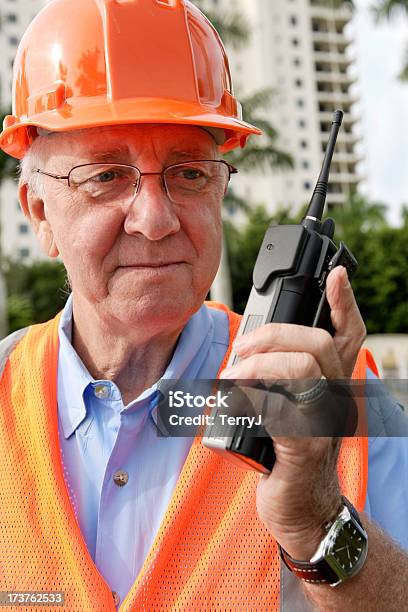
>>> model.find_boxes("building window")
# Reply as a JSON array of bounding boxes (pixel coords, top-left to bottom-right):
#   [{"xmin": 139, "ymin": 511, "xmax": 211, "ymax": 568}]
[
  {"xmin": 292, "ymin": 38, "xmax": 299, "ymax": 46},
  {"xmin": 295, "ymin": 78, "xmax": 303, "ymax": 88},
  {"xmin": 290, "ymin": 16, "xmax": 298, "ymax": 26},
  {"xmin": 5, "ymin": 13, "xmax": 17, "ymax": 22},
  {"xmin": 16, "ymin": 201, "xmax": 21, "ymax": 211},
  {"xmin": 9, "ymin": 59, "xmax": 14, "ymax": 70},
  {"xmin": 302, "ymin": 160, "xmax": 310, "ymax": 169},
  {"xmin": 298, "ymin": 119, "xmax": 306, "ymax": 128},
  {"xmin": 19, "ymin": 248, "xmax": 30, "ymax": 258},
  {"xmin": 8, "ymin": 36, "xmax": 18, "ymax": 46},
  {"xmin": 300, "ymin": 140, "xmax": 308, "ymax": 149},
  {"xmin": 19, "ymin": 224, "xmax": 29, "ymax": 234},
  {"xmin": 293, "ymin": 58, "xmax": 301, "ymax": 67},
  {"xmin": 304, "ymin": 181, "xmax": 311, "ymax": 191},
  {"xmin": 297, "ymin": 99, "xmax": 304, "ymax": 108}
]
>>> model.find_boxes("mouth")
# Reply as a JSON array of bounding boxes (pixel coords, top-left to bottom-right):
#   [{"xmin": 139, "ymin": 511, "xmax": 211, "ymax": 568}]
[{"xmin": 119, "ymin": 262, "xmax": 184, "ymax": 269}]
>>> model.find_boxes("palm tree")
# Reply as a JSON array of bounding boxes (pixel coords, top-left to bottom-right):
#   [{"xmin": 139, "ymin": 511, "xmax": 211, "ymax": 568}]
[
  {"xmin": 373, "ymin": 0, "xmax": 408, "ymax": 18},
  {"xmin": 330, "ymin": 191, "xmax": 387, "ymax": 236},
  {"xmin": 373, "ymin": 0, "xmax": 408, "ymax": 80},
  {"xmin": 194, "ymin": 3, "xmax": 251, "ymax": 50},
  {"xmin": 0, "ymin": 109, "xmax": 18, "ymax": 337}
]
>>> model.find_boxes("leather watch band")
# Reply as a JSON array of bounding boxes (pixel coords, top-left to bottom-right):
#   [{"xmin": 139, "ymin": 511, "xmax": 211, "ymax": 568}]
[{"xmin": 279, "ymin": 544, "xmax": 339, "ymax": 584}]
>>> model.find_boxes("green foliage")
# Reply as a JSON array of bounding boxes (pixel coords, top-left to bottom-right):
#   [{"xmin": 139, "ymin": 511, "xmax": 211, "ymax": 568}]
[
  {"xmin": 5, "ymin": 260, "xmax": 69, "ymax": 332},
  {"xmin": 320, "ymin": 0, "xmax": 354, "ymax": 8},
  {"xmin": 226, "ymin": 196, "xmax": 408, "ymax": 334},
  {"xmin": 7, "ymin": 295, "xmax": 35, "ymax": 331},
  {"xmin": 330, "ymin": 197, "xmax": 408, "ymax": 333}
]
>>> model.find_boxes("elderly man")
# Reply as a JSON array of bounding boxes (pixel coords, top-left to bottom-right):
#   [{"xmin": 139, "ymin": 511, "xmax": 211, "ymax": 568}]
[{"xmin": 0, "ymin": 0, "xmax": 408, "ymax": 610}]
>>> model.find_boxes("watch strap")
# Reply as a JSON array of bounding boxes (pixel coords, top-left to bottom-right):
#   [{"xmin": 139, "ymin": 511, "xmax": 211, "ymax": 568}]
[{"xmin": 279, "ymin": 543, "xmax": 339, "ymax": 584}]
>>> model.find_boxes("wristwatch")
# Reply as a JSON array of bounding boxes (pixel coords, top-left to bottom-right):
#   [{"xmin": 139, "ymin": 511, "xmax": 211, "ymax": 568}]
[{"xmin": 279, "ymin": 496, "xmax": 368, "ymax": 587}]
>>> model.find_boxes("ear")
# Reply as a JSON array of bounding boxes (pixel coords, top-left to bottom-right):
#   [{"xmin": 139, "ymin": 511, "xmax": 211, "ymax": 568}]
[{"xmin": 18, "ymin": 183, "xmax": 59, "ymax": 258}]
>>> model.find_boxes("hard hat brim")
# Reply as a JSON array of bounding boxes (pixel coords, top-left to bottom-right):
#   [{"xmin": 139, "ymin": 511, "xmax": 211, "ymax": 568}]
[{"xmin": 1, "ymin": 98, "xmax": 262, "ymax": 159}]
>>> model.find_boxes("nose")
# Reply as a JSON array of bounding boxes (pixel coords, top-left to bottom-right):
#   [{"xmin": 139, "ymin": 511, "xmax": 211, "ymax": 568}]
[{"xmin": 123, "ymin": 173, "xmax": 180, "ymax": 240}]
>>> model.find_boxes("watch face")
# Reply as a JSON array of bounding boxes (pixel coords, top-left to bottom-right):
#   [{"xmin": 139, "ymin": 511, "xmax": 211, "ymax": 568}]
[{"xmin": 331, "ymin": 521, "xmax": 366, "ymax": 574}]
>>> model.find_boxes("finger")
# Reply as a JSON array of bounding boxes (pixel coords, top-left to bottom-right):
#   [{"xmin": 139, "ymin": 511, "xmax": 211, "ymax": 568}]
[
  {"xmin": 326, "ymin": 266, "xmax": 366, "ymax": 377},
  {"xmin": 232, "ymin": 322, "xmax": 343, "ymax": 379},
  {"xmin": 220, "ymin": 351, "xmax": 322, "ymax": 381}
]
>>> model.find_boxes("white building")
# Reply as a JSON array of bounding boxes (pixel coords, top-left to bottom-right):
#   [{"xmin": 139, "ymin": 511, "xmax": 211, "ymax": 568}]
[
  {"xmin": 215, "ymin": 0, "xmax": 362, "ymax": 216},
  {"xmin": 0, "ymin": 0, "xmax": 48, "ymax": 263}
]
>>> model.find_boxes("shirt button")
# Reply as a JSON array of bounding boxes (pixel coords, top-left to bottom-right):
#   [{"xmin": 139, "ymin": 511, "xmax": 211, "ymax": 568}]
[
  {"xmin": 112, "ymin": 591, "xmax": 120, "ymax": 606},
  {"xmin": 113, "ymin": 470, "xmax": 129, "ymax": 487},
  {"xmin": 94, "ymin": 384, "xmax": 110, "ymax": 399}
]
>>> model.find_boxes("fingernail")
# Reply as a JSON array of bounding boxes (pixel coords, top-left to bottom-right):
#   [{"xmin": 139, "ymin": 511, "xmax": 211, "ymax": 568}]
[{"xmin": 342, "ymin": 268, "xmax": 351, "ymax": 288}]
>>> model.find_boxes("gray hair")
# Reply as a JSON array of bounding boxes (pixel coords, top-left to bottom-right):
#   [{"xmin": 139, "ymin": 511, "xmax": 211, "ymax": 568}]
[{"xmin": 18, "ymin": 132, "xmax": 48, "ymax": 199}]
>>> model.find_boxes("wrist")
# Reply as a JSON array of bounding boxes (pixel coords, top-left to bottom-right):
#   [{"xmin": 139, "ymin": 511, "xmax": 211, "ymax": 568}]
[
  {"xmin": 277, "ymin": 525, "xmax": 327, "ymax": 561},
  {"xmin": 273, "ymin": 493, "xmax": 343, "ymax": 560}
]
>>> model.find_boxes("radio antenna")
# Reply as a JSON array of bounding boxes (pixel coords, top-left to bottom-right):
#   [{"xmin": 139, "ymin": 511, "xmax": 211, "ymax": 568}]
[{"xmin": 303, "ymin": 109, "xmax": 343, "ymax": 225}]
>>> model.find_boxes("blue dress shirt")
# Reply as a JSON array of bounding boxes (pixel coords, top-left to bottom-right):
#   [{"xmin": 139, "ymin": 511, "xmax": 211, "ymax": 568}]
[{"xmin": 57, "ymin": 295, "xmax": 408, "ymax": 607}]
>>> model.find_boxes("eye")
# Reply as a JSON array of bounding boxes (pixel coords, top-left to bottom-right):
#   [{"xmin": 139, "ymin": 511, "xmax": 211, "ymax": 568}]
[
  {"xmin": 179, "ymin": 168, "xmax": 204, "ymax": 180},
  {"xmin": 95, "ymin": 170, "xmax": 117, "ymax": 183}
]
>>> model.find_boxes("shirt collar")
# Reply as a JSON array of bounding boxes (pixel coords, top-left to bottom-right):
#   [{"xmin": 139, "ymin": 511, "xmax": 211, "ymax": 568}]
[
  {"xmin": 58, "ymin": 294, "xmax": 95, "ymax": 439},
  {"xmin": 57, "ymin": 294, "xmax": 215, "ymax": 439}
]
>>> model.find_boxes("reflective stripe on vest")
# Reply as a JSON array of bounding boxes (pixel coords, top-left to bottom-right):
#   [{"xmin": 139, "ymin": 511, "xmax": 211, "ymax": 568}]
[{"xmin": 0, "ymin": 305, "xmax": 374, "ymax": 611}]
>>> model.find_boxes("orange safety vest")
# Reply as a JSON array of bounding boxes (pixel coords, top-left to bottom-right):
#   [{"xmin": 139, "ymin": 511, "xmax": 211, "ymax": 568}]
[{"xmin": 0, "ymin": 303, "xmax": 377, "ymax": 611}]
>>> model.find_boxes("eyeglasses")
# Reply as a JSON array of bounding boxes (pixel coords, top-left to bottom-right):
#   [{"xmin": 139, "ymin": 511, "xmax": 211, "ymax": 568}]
[{"xmin": 34, "ymin": 160, "xmax": 238, "ymax": 206}]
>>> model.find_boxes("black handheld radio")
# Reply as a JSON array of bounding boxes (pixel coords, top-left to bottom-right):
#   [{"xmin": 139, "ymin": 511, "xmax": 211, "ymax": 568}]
[{"xmin": 202, "ymin": 110, "xmax": 358, "ymax": 474}]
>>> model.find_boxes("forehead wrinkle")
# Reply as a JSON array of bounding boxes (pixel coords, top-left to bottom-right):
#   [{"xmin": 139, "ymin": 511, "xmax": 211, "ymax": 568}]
[
  {"xmin": 87, "ymin": 146, "xmax": 131, "ymax": 162},
  {"xmin": 167, "ymin": 148, "xmax": 215, "ymax": 159}
]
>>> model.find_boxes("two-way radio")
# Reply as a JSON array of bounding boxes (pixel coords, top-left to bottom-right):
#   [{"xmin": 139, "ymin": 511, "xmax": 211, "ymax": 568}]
[{"xmin": 202, "ymin": 110, "xmax": 358, "ymax": 474}]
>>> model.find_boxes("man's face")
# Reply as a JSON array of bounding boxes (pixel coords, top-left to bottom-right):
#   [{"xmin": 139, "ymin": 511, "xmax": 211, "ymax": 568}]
[{"xmin": 25, "ymin": 124, "xmax": 224, "ymax": 334}]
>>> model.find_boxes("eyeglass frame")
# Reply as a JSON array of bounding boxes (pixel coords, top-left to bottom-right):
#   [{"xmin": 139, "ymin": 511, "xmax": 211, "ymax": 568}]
[{"xmin": 33, "ymin": 160, "xmax": 238, "ymax": 202}]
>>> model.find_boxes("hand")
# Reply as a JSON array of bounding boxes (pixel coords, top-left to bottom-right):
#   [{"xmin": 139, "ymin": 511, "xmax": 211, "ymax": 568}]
[{"xmin": 219, "ymin": 266, "xmax": 367, "ymax": 559}]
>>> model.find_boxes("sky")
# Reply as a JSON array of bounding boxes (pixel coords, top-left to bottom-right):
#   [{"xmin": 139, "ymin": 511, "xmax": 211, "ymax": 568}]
[{"xmin": 350, "ymin": 0, "xmax": 408, "ymax": 225}]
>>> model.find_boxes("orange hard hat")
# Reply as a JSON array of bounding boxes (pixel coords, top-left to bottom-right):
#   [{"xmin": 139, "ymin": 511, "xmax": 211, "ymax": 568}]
[{"xmin": 0, "ymin": 0, "xmax": 261, "ymax": 159}]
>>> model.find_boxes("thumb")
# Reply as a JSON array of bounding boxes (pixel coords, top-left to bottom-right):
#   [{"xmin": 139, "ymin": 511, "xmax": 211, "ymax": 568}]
[{"xmin": 326, "ymin": 266, "xmax": 366, "ymax": 377}]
